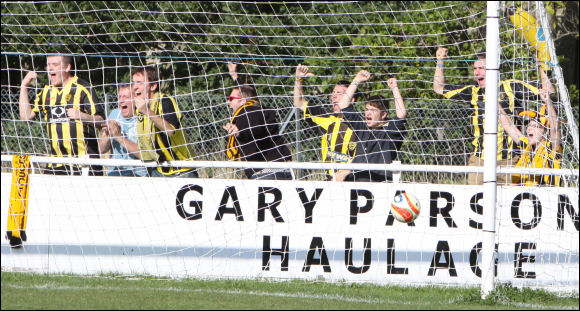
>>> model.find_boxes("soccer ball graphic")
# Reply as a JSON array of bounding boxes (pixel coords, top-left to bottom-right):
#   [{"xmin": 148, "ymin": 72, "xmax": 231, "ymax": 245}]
[{"xmin": 390, "ymin": 192, "xmax": 421, "ymax": 223}]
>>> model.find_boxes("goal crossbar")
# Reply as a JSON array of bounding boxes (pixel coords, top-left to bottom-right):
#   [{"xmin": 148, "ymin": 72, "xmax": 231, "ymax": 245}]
[{"xmin": 2, "ymin": 154, "xmax": 577, "ymax": 177}]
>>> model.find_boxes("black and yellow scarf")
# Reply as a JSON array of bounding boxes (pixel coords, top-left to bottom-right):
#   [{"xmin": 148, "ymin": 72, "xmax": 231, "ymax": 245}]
[
  {"xmin": 136, "ymin": 92, "xmax": 162, "ymax": 162},
  {"xmin": 226, "ymin": 100, "xmax": 257, "ymax": 160}
]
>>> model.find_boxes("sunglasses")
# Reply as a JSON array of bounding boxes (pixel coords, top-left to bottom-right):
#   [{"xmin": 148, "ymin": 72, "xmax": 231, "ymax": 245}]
[{"xmin": 228, "ymin": 95, "xmax": 242, "ymax": 102}]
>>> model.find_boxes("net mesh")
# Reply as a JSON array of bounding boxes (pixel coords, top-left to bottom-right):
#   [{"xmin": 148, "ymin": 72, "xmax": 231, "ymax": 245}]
[
  {"xmin": 1, "ymin": 1, "xmax": 579, "ymax": 293},
  {"xmin": 2, "ymin": 1, "xmax": 577, "ymax": 183}
]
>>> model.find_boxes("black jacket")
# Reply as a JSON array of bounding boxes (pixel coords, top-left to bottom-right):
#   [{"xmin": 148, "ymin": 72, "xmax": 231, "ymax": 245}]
[
  {"xmin": 229, "ymin": 102, "xmax": 292, "ymax": 178},
  {"xmin": 341, "ymin": 106, "xmax": 406, "ymax": 182}
]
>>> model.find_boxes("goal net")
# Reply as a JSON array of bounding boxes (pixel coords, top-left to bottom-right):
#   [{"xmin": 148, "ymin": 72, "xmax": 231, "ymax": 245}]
[{"xmin": 1, "ymin": 1, "xmax": 578, "ymax": 294}]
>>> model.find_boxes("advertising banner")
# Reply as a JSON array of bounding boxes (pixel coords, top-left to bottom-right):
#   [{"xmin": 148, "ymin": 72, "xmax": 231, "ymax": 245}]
[{"xmin": 1, "ymin": 174, "xmax": 578, "ymax": 289}]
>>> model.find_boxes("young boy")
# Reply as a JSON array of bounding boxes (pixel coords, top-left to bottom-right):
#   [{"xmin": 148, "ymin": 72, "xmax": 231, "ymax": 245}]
[
  {"xmin": 337, "ymin": 70, "xmax": 407, "ymax": 182},
  {"xmin": 498, "ymin": 91, "xmax": 562, "ymax": 186}
]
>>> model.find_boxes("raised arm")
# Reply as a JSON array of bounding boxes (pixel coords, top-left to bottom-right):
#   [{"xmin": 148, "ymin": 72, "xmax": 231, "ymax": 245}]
[
  {"xmin": 387, "ymin": 78, "xmax": 407, "ymax": 119},
  {"xmin": 498, "ymin": 103, "xmax": 523, "ymax": 143},
  {"xmin": 542, "ymin": 92, "xmax": 561, "ymax": 152},
  {"xmin": 337, "ymin": 70, "xmax": 370, "ymax": 111},
  {"xmin": 134, "ymin": 96, "xmax": 176, "ymax": 137},
  {"xmin": 539, "ymin": 67, "xmax": 555, "ymax": 95},
  {"xmin": 293, "ymin": 64, "xmax": 314, "ymax": 111},
  {"xmin": 228, "ymin": 62, "xmax": 238, "ymax": 81},
  {"xmin": 433, "ymin": 47, "xmax": 448, "ymax": 95},
  {"xmin": 227, "ymin": 62, "xmax": 241, "ymax": 87},
  {"xmin": 332, "ymin": 70, "xmax": 371, "ymax": 183},
  {"xmin": 19, "ymin": 71, "xmax": 38, "ymax": 121}
]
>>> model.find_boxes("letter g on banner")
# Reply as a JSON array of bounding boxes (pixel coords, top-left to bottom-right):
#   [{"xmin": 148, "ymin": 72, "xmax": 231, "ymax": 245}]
[{"xmin": 176, "ymin": 184, "xmax": 203, "ymax": 220}]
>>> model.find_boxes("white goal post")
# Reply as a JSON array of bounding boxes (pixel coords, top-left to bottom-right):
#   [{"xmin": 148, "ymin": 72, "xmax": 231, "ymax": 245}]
[{"xmin": 1, "ymin": 1, "xmax": 578, "ymax": 297}]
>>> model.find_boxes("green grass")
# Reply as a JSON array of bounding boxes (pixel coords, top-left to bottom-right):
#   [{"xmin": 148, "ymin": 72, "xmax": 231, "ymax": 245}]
[{"xmin": 1, "ymin": 272, "xmax": 578, "ymax": 310}]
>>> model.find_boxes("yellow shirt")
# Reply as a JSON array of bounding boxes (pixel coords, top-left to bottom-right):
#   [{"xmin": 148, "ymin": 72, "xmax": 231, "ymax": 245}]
[
  {"xmin": 512, "ymin": 137, "xmax": 562, "ymax": 186},
  {"xmin": 303, "ymin": 102, "xmax": 357, "ymax": 176},
  {"xmin": 443, "ymin": 80, "xmax": 540, "ymax": 160},
  {"xmin": 136, "ymin": 92, "xmax": 195, "ymax": 176}
]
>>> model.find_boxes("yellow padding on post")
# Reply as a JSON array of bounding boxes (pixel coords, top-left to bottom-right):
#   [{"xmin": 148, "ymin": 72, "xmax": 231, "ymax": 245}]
[{"xmin": 7, "ymin": 155, "xmax": 31, "ymax": 241}]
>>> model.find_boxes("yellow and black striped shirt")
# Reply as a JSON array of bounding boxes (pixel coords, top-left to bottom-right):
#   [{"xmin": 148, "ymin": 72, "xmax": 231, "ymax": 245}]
[
  {"xmin": 136, "ymin": 92, "xmax": 195, "ymax": 176},
  {"xmin": 443, "ymin": 80, "xmax": 540, "ymax": 160},
  {"xmin": 32, "ymin": 76, "xmax": 104, "ymax": 164},
  {"xmin": 512, "ymin": 137, "xmax": 562, "ymax": 186},
  {"xmin": 303, "ymin": 102, "xmax": 357, "ymax": 176}
]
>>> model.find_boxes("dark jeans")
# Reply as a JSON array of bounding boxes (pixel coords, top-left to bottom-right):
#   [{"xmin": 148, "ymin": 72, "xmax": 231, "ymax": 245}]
[
  {"xmin": 108, "ymin": 169, "xmax": 144, "ymax": 177},
  {"xmin": 44, "ymin": 164, "xmax": 104, "ymax": 176},
  {"xmin": 250, "ymin": 169, "xmax": 293, "ymax": 180},
  {"xmin": 147, "ymin": 167, "xmax": 199, "ymax": 178},
  {"xmin": 345, "ymin": 171, "xmax": 391, "ymax": 182}
]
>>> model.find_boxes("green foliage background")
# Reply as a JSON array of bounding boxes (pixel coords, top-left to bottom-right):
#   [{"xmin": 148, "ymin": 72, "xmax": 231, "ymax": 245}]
[{"xmin": 1, "ymin": 1, "xmax": 578, "ymax": 181}]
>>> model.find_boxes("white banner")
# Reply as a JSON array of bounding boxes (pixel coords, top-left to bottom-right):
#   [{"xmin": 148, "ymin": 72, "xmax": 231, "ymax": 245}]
[{"xmin": 1, "ymin": 173, "xmax": 578, "ymax": 289}]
